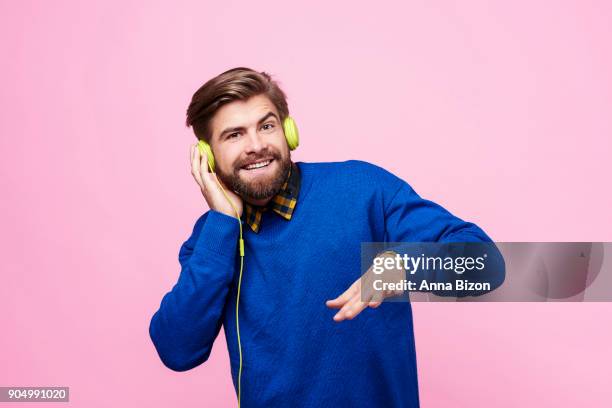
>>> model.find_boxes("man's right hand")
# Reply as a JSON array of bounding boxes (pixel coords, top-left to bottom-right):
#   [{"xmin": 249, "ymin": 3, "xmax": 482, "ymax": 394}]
[{"xmin": 190, "ymin": 143, "xmax": 243, "ymax": 218}]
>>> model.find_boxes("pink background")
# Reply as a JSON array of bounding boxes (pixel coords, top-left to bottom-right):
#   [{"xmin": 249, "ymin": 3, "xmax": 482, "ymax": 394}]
[{"xmin": 1, "ymin": 0, "xmax": 611, "ymax": 406}]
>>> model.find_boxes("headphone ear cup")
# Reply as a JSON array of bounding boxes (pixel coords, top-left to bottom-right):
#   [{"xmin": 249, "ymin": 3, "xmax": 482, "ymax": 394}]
[
  {"xmin": 198, "ymin": 140, "xmax": 215, "ymax": 172},
  {"xmin": 283, "ymin": 116, "xmax": 300, "ymax": 151}
]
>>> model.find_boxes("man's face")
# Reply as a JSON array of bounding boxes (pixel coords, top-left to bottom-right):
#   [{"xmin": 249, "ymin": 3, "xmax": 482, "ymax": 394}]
[{"xmin": 209, "ymin": 94, "xmax": 291, "ymax": 203}]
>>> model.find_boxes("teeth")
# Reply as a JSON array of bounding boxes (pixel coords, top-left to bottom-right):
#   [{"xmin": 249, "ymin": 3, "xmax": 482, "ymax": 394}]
[{"xmin": 245, "ymin": 160, "xmax": 271, "ymax": 170}]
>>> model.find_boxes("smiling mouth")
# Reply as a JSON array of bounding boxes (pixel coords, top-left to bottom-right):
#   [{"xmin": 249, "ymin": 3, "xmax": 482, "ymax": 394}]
[{"xmin": 242, "ymin": 159, "xmax": 273, "ymax": 171}]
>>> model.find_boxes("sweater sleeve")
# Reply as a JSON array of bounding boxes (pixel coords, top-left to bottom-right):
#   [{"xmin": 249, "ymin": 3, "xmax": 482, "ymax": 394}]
[
  {"xmin": 383, "ymin": 181, "xmax": 505, "ymax": 297},
  {"xmin": 384, "ymin": 181, "xmax": 493, "ymax": 243},
  {"xmin": 149, "ymin": 210, "xmax": 240, "ymax": 371}
]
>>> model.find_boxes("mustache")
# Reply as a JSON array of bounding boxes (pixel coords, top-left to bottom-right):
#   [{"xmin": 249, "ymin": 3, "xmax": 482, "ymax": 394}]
[{"xmin": 234, "ymin": 149, "xmax": 281, "ymax": 169}]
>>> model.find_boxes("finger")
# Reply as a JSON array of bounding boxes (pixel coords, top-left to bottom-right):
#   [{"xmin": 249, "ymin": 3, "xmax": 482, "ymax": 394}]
[
  {"xmin": 199, "ymin": 147, "xmax": 222, "ymax": 192},
  {"xmin": 191, "ymin": 144, "xmax": 204, "ymax": 189},
  {"xmin": 200, "ymin": 145, "xmax": 213, "ymax": 174},
  {"xmin": 195, "ymin": 144, "xmax": 219, "ymax": 192},
  {"xmin": 368, "ymin": 290, "xmax": 385, "ymax": 308},
  {"xmin": 334, "ymin": 284, "xmax": 373, "ymax": 321},
  {"xmin": 326, "ymin": 280, "xmax": 359, "ymax": 309},
  {"xmin": 334, "ymin": 292, "xmax": 370, "ymax": 321},
  {"xmin": 360, "ymin": 271, "xmax": 378, "ymax": 303}
]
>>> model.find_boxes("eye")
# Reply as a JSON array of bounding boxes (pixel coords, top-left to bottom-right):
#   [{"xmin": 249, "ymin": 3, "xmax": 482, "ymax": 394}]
[
  {"xmin": 261, "ymin": 123, "xmax": 275, "ymax": 131},
  {"xmin": 227, "ymin": 132, "xmax": 240, "ymax": 139}
]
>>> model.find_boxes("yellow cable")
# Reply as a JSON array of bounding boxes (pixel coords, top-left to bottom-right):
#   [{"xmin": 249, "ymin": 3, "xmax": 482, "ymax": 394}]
[{"xmin": 207, "ymin": 160, "xmax": 245, "ymax": 408}]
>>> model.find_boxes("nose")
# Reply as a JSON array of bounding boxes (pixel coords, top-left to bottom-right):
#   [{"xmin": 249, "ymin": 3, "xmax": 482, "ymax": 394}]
[{"xmin": 244, "ymin": 129, "xmax": 268, "ymax": 154}]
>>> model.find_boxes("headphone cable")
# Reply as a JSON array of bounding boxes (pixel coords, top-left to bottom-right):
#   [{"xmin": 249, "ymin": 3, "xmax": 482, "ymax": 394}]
[{"xmin": 208, "ymin": 161, "xmax": 245, "ymax": 408}]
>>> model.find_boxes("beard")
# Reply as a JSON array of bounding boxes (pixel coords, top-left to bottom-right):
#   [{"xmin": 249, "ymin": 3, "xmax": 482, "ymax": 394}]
[{"xmin": 216, "ymin": 149, "xmax": 292, "ymax": 202}]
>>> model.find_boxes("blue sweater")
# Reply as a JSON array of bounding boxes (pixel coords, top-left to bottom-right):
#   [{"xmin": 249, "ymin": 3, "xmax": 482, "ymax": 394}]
[{"xmin": 149, "ymin": 160, "xmax": 500, "ymax": 407}]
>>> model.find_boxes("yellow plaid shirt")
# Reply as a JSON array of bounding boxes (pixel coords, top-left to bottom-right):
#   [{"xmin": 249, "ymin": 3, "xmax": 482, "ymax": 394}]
[{"xmin": 243, "ymin": 162, "xmax": 300, "ymax": 233}]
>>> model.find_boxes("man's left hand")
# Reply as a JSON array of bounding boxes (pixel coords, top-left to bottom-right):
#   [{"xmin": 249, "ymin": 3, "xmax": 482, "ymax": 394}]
[{"xmin": 325, "ymin": 251, "xmax": 405, "ymax": 322}]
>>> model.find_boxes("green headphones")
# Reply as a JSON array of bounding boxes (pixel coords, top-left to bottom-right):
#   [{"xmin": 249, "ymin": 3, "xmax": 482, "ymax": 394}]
[{"xmin": 198, "ymin": 116, "xmax": 300, "ymax": 171}]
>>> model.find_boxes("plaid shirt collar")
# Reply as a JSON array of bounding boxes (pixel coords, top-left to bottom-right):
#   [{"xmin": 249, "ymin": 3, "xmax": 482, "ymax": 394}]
[{"xmin": 243, "ymin": 162, "xmax": 300, "ymax": 233}]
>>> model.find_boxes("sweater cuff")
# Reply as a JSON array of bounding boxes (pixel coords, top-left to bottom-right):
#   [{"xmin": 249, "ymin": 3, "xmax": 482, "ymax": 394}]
[{"xmin": 192, "ymin": 210, "xmax": 240, "ymax": 261}]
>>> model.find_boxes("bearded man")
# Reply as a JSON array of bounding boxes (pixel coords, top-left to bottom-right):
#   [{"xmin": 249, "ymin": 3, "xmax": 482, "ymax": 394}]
[{"xmin": 149, "ymin": 67, "xmax": 504, "ymax": 408}]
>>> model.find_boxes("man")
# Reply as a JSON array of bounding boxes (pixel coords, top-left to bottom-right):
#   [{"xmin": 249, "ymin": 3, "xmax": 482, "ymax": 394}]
[{"xmin": 149, "ymin": 67, "xmax": 504, "ymax": 407}]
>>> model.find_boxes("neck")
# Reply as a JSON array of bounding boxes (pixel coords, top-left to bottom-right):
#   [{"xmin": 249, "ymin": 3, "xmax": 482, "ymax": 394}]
[{"xmin": 243, "ymin": 196, "xmax": 272, "ymax": 207}]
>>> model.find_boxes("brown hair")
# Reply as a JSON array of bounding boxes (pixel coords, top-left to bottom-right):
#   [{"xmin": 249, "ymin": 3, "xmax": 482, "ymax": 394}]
[{"xmin": 185, "ymin": 67, "xmax": 289, "ymax": 143}]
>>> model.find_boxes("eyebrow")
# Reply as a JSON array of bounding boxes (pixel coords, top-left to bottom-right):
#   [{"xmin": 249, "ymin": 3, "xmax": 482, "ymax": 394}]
[{"xmin": 219, "ymin": 112, "xmax": 279, "ymax": 139}]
